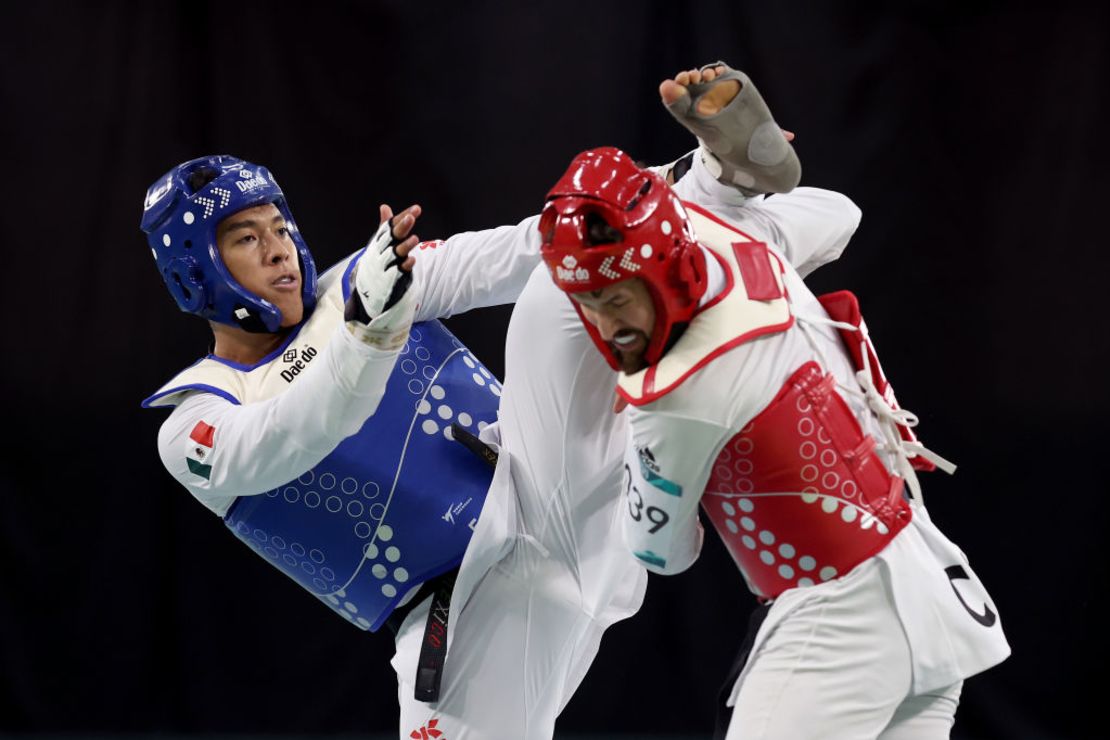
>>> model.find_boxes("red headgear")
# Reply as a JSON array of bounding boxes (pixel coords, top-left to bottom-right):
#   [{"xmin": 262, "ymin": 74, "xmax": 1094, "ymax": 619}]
[{"xmin": 539, "ymin": 147, "xmax": 708, "ymax": 370}]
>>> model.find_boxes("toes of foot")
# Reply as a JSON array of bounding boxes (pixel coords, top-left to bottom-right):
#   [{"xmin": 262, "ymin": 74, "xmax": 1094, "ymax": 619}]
[{"xmin": 660, "ymin": 79, "xmax": 687, "ymax": 104}]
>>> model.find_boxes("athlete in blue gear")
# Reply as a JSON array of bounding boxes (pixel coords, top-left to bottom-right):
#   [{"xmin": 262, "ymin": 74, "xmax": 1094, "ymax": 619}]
[{"xmin": 141, "ymin": 155, "xmax": 537, "ymax": 634}]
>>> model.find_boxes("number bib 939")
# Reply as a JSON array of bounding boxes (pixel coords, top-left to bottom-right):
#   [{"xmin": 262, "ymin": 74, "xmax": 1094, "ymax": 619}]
[{"xmin": 622, "ymin": 452, "xmax": 675, "ymax": 570}]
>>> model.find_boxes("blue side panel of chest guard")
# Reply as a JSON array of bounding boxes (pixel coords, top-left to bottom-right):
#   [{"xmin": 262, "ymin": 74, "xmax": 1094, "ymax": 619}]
[{"xmin": 223, "ymin": 320, "xmax": 502, "ymax": 631}]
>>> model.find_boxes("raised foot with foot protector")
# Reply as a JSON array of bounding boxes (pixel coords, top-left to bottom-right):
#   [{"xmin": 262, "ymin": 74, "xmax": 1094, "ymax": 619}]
[{"xmin": 665, "ymin": 61, "xmax": 801, "ymax": 196}]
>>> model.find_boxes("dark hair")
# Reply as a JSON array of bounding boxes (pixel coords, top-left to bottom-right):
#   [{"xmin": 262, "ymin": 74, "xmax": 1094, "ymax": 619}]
[
  {"xmin": 186, "ymin": 166, "xmax": 220, "ymax": 194},
  {"xmin": 585, "ymin": 212, "xmax": 622, "ymax": 245}
]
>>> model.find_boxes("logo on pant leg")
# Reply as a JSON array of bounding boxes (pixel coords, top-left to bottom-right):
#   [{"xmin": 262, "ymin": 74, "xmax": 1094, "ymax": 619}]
[
  {"xmin": 944, "ymin": 565, "xmax": 998, "ymax": 627},
  {"xmin": 410, "ymin": 717, "xmax": 444, "ymax": 739}
]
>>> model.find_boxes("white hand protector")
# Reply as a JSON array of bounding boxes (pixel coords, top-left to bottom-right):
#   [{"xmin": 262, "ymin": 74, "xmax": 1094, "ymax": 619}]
[{"xmin": 346, "ymin": 218, "xmax": 417, "ymax": 350}]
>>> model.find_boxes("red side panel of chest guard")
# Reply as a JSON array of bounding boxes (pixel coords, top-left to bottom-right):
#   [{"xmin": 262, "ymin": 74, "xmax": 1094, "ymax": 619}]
[
  {"xmin": 702, "ymin": 362, "xmax": 912, "ymax": 600},
  {"xmin": 818, "ymin": 290, "xmax": 935, "ymax": 472}
]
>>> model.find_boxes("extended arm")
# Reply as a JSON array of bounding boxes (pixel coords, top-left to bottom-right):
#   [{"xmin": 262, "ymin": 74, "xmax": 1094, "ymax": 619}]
[
  {"xmin": 157, "ymin": 327, "xmax": 404, "ymax": 515},
  {"xmin": 408, "ymin": 143, "xmax": 845, "ymax": 322},
  {"xmin": 410, "ymin": 215, "xmax": 543, "ymax": 322},
  {"xmin": 750, "ymin": 188, "xmax": 861, "ymax": 277},
  {"xmin": 670, "ymin": 153, "xmax": 861, "ymax": 277}
]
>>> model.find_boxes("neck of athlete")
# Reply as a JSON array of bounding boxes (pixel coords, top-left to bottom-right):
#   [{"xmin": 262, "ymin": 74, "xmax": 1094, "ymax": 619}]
[{"xmin": 210, "ymin": 321, "xmax": 289, "ymax": 365}]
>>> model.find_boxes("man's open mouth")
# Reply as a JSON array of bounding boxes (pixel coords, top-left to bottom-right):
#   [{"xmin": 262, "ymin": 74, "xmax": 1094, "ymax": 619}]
[{"xmin": 272, "ymin": 273, "xmax": 299, "ymax": 290}]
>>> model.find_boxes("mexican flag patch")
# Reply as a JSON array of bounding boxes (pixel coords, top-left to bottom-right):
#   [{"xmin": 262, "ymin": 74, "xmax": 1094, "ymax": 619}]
[{"xmin": 186, "ymin": 421, "xmax": 216, "ymax": 480}]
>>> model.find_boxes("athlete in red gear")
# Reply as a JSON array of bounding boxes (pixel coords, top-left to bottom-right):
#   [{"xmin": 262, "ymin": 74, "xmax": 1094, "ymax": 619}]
[{"xmin": 541, "ymin": 144, "xmax": 1010, "ymax": 739}]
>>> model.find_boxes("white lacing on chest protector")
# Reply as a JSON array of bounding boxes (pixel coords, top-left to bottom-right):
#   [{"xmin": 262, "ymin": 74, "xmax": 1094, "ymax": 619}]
[{"xmin": 795, "ymin": 312, "xmax": 956, "ymax": 506}]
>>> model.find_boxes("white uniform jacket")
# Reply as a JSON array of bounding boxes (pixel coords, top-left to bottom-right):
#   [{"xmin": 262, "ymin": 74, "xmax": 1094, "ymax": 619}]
[{"xmin": 616, "ymin": 204, "xmax": 1010, "ymax": 696}]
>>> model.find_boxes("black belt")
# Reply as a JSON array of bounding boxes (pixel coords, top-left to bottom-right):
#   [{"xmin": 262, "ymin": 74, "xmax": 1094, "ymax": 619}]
[
  {"xmin": 384, "ymin": 422, "xmax": 499, "ymax": 703},
  {"xmin": 450, "ymin": 422, "xmax": 499, "ymax": 470},
  {"xmin": 381, "ymin": 567, "xmax": 458, "ymax": 703},
  {"xmin": 413, "ymin": 568, "xmax": 456, "ymax": 702}
]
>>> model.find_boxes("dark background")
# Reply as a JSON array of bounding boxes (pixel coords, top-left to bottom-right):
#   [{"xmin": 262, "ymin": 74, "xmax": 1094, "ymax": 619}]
[{"xmin": 2, "ymin": 1, "xmax": 1106, "ymax": 738}]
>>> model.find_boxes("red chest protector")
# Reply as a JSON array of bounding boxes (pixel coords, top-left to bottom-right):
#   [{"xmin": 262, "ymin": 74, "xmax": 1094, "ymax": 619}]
[{"xmin": 701, "ymin": 361, "xmax": 912, "ymax": 600}]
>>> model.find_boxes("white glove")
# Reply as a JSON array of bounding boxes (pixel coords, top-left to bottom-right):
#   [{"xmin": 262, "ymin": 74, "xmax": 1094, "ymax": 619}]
[{"xmin": 346, "ymin": 215, "xmax": 417, "ymax": 350}]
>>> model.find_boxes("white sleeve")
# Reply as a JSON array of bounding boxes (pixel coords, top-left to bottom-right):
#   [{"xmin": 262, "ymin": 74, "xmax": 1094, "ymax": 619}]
[
  {"xmin": 751, "ymin": 188, "xmax": 862, "ymax": 278},
  {"xmin": 410, "ymin": 215, "xmax": 542, "ymax": 321},
  {"xmin": 620, "ymin": 407, "xmax": 732, "ymax": 575},
  {"xmin": 156, "ymin": 325, "xmax": 403, "ymax": 514},
  {"xmin": 671, "ymin": 152, "xmax": 862, "ymax": 277}
]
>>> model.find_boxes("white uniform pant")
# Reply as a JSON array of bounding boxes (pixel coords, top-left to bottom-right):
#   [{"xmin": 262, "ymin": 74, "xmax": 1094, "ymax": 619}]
[
  {"xmin": 391, "ymin": 548, "xmax": 611, "ymax": 740},
  {"xmin": 725, "ymin": 558, "xmax": 963, "ymax": 740}
]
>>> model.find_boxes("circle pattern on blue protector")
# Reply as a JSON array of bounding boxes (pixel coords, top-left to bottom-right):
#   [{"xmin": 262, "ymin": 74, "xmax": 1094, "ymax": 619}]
[{"xmin": 238, "ymin": 330, "xmax": 501, "ymax": 626}]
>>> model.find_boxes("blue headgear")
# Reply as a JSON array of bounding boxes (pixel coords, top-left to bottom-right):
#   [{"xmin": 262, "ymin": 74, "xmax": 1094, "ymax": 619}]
[{"xmin": 140, "ymin": 155, "xmax": 318, "ymax": 332}]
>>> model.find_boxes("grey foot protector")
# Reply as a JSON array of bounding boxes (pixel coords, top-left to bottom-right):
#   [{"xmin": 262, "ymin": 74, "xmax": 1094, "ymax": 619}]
[{"xmin": 665, "ymin": 61, "xmax": 801, "ymax": 196}]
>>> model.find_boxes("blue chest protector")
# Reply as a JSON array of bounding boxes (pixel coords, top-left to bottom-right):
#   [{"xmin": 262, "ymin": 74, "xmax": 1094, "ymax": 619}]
[{"xmin": 224, "ymin": 320, "xmax": 501, "ymax": 631}]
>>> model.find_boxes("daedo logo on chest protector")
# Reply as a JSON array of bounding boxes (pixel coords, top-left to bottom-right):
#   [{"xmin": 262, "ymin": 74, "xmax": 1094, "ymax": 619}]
[{"xmin": 280, "ymin": 344, "xmax": 319, "ymax": 383}]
